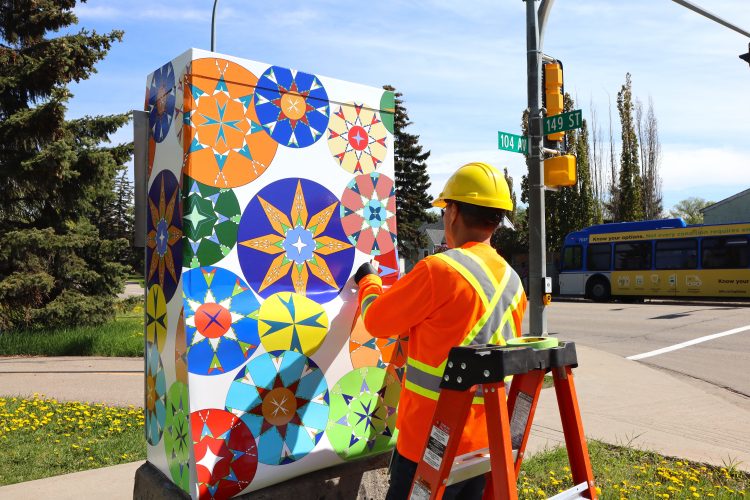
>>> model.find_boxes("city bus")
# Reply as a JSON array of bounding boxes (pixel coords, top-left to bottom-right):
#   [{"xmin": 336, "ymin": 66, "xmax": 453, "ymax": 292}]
[{"xmin": 558, "ymin": 218, "xmax": 750, "ymax": 301}]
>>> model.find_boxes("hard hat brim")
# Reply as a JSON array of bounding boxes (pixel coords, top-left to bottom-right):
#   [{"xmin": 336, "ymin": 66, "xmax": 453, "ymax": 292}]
[{"xmin": 432, "ymin": 197, "xmax": 447, "ymax": 208}]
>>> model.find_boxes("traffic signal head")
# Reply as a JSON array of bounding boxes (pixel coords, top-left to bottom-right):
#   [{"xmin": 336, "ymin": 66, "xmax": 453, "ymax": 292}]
[
  {"xmin": 544, "ymin": 62, "xmax": 564, "ymax": 141},
  {"xmin": 740, "ymin": 43, "xmax": 750, "ymax": 67},
  {"xmin": 544, "ymin": 154, "xmax": 576, "ymax": 187}
]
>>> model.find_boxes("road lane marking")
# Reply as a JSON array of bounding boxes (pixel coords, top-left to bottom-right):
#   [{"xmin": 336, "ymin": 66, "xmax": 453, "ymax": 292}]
[{"xmin": 627, "ymin": 324, "xmax": 750, "ymax": 361}]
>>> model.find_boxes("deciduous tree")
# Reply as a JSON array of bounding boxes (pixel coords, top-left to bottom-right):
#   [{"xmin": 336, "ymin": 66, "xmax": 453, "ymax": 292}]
[
  {"xmin": 669, "ymin": 197, "xmax": 713, "ymax": 225},
  {"xmin": 615, "ymin": 73, "xmax": 643, "ymax": 221}
]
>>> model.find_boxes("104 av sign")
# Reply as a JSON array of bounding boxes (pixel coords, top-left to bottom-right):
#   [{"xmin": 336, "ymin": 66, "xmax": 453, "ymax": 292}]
[
  {"xmin": 544, "ymin": 109, "xmax": 583, "ymax": 135},
  {"xmin": 498, "ymin": 131, "xmax": 528, "ymax": 155}
]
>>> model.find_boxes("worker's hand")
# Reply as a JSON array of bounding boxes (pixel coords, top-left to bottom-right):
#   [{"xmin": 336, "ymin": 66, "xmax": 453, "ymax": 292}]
[{"xmin": 354, "ymin": 262, "xmax": 378, "ymax": 285}]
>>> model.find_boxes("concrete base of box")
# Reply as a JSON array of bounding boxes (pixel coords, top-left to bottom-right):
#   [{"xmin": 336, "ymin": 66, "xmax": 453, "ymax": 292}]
[{"xmin": 134, "ymin": 453, "xmax": 391, "ymax": 500}]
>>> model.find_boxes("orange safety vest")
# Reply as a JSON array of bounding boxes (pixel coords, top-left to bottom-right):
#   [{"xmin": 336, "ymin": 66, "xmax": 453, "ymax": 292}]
[{"xmin": 358, "ymin": 242, "xmax": 527, "ymax": 462}]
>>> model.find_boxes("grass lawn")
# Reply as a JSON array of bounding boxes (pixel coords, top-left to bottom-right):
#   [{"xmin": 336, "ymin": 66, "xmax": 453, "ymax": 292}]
[
  {"xmin": 0, "ymin": 395, "xmax": 145, "ymax": 485},
  {"xmin": 519, "ymin": 440, "xmax": 748, "ymax": 499},
  {"xmin": 0, "ymin": 301, "xmax": 144, "ymax": 357},
  {"xmin": 2, "ymin": 393, "xmax": 748, "ymax": 497}
]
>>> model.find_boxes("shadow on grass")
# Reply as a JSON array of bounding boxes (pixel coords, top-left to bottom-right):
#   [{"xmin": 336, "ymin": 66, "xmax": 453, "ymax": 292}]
[{"xmin": 0, "ymin": 317, "xmax": 144, "ymax": 357}]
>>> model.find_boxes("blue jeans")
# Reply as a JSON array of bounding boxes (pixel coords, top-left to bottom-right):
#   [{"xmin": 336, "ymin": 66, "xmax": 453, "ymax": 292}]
[{"xmin": 385, "ymin": 449, "xmax": 486, "ymax": 500}]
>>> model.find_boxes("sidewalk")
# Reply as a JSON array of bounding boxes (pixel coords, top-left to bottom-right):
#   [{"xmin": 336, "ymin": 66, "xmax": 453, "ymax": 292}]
[{"xmin": 1, "ymin": 345, "xmax": 749, "ymax": 498}]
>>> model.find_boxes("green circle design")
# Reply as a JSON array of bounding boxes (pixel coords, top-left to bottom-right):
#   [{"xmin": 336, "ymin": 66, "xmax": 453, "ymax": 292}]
[
  {"xmin": 326, "ymin": 367, "xmax": 399, "ymax": 460},
  {"xmin": 380, "ymin": 91, "xmax": 395, "ymax": 134},
  {"xmin": 182, "ymin": 175, "xmax": 241, "ymax": 268},
  {"xmin": 164, "ymin": 381, "xmax": 190, "ymax": 492}
]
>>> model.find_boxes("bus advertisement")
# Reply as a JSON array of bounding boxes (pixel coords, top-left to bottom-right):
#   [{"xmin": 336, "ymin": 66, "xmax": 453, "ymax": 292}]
[{"xmin": 558, "ymin": 218, "xmax": 750, "ymax": 301}]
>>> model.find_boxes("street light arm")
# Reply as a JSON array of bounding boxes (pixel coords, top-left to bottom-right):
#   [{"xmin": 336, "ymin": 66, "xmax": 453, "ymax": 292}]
[
  {"xmin": 672, "ymin": 0, "xmax": 750, "ymax": 38},
  {"xmin": 211, "ymin": 0, "xmax": 220, "ymax": 51},
  {"xmin": 538, "ymin": 0, "xmax": 556, "ymax": 48}
]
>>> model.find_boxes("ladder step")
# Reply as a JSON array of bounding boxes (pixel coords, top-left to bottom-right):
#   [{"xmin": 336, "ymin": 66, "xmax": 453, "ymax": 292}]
[
  {"xmin": 445, "ymin": 448, "xmax": 519, "ymax": 486},
  {"xmin": 547, "ymin": 481, "xmax": 590, "ymax": 500}
]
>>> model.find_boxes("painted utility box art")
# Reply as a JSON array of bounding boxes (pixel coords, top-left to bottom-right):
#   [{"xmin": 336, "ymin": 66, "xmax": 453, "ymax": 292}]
[{"xmin": 143, "ymin": 48, "xmax": 402, "ymax": 499}]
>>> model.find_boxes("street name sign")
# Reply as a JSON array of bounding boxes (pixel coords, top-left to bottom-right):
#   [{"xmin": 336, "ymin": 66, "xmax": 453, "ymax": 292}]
[
  {"xmin": 544, "ymin": 109, "xmax": 583, "ymax": 135},
  {"xmin": 498, "ymin": 131, "xmax": 528, "ymax": 155}
]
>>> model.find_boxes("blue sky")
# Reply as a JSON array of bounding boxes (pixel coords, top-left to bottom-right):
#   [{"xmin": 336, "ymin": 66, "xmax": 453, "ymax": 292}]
[{"xmin": 68, "ymin": 0, "xmax": 750, "ymax": 213}]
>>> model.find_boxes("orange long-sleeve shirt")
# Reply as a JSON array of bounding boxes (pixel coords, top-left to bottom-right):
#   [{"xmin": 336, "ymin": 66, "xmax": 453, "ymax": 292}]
[{"xmin": 357, "ymin": 242, "xmax": 527, "ymax": 462}]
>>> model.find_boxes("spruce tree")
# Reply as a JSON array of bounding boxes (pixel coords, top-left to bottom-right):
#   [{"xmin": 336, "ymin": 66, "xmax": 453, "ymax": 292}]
[
  {"xmin": 615, "ymin": 73, "xmax": 643, "ymax": 222},
  {"xmin": 384, "ymin": 85, "xmax": 432, "ymax": 263},
  {"xmin": 0, "ymin": 0, "xmax": 131, "ymax": 330}
]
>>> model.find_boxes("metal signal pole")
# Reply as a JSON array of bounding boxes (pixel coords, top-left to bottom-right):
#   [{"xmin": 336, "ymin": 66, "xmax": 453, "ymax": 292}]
[{"xmin": 525, "ymin": 0, "xmax": 554, "ymax": 335}]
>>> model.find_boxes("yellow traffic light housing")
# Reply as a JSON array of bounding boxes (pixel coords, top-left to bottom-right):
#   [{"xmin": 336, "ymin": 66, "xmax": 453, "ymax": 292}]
[
  {"xmin": 544, "ymin": 154, "xmax": 576, "ymax": 187},
  {"xmin": 544, "ymin": 62, "xmax": 564, "ymax": 142}
]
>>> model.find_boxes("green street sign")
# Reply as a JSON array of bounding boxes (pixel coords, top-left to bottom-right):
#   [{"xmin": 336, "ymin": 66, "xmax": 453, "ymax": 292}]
[
  {"xmin": 498, "ymin": 131, "xmax": 528, "ymax": 155},
  {"xmin": 544, "ymin": 109, "xmax": 583, "ymax": 135}
]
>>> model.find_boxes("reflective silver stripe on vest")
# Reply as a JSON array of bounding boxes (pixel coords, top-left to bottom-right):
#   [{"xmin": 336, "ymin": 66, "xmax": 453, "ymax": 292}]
[
  {"xmin": 495, "ymin": 272, "xmax": 523, "ymax": 343},
  {"xmin": 361, "ymin": 294, "xmax": 378, "ymax": 317},
  {"xmin": 404, "ymin": 249, "xmax": 516, "ymax": 395},
  {"xmin": 405, "ymin": 361, "xmax": 443, "ymax": 394},
  {"xmin": 441, "ymin": 249, "xmax": 502, "ymax": 345}
]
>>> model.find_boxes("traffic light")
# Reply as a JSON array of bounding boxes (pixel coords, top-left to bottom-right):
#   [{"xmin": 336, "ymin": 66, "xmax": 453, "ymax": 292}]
[
  {"xmin": 740, "ymin": 43, "xmax": 750, "ymax": 67},
  {"xmin": 544, "ymin": 62, "xmax": 564, "ymax": 142},
  {"xmin": 544, "ymin": 154, "xmax": 576, "ymax": 187}
]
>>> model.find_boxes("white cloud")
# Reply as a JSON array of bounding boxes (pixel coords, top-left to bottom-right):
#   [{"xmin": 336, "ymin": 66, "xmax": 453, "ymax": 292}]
[{"xmin": 660, "ymin": 145, "xmax": 749, "ymax": 207}]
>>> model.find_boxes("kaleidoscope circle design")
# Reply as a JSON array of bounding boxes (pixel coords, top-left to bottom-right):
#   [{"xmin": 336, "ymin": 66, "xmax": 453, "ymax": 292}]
[
  {"xmin": 184, "ymin": 58, "xmax": 278, "ymax": 188},
  {"xmin": 380, "ymin": 90, "xmax": 396, "ymax": 134},
  {"xmin": 258, "ymin": 292, "xmax": 329, "ymax": 356},
  {"xmin": 183, "ymin": 175, "xmax": 241, "ymax": 268},
  {"xmin": 175, "ymin": 311, "xmax": 188, "ymax": 384},
  {"xmin": 183, "ymin": 267, "xmax": 261, "ymax": 376},
  {"xmin": 349, "ymin": 315, "xmax": 407, "ymax": 372},
  {"xmin": 326, "ymin": 367, "xmax": 399, "ymax": 460},
  {"xmin": 146, "ymin": 342, "xmax": 166, "ymax": 446},
  {"xmin": 147, "ymin": 170, "xmax": 183, "ymax": 301},
  {"xmin": 254, "ymin": 66, "xmax": 330, "ymax": 148},
  {"xmin": 374, "ymin": 248, "xmax": 400, "ymax": 287},
  {"xmin": 328, "ymin": 102, "xmax": 388, "ymax": 174},
  {"xmin": 146, "ymin": 285, "xmax": 168, "ymax": 353},
  {"xmin": 225, "ymin": 350, "xmax": 329, "ymax": 465},
  {"xmin": 164, "ymin": 382, "xmax": 190, "ymax": 493},
  {"xmin": 340, "ymin": 173, "xmax": 398, "ymax": 256},
  {"xmin": 238, "ymin": 178, "xmax": 354, "ymax": 303},
  {"xmin": 191, "ymin": 408, "xmax": 258, "ymax": 499},
  {"xmin": 148, "ymin": 62, "xmax": 176, "ymax": 143}
]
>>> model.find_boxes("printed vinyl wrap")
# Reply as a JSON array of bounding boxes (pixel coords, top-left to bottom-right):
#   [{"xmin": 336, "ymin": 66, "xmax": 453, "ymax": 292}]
[{"xmin": 144, "ymin": 48, "xmax": 398, "ymax": 499}]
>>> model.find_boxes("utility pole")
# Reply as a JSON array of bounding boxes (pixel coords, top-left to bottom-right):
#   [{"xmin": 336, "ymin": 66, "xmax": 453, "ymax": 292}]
[{"xmin": 525, "ymin": 0, "xmax": 554, "ymax": 336}]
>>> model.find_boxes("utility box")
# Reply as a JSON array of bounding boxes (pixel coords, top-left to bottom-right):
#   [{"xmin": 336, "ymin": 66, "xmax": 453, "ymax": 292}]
[
  {"xmin": 544, "ymin": 154, "xmax": 576, "ymax": 187},
  {"xmin": 141, "ymin": 48, "xmax": 400, "ymax": 499}
]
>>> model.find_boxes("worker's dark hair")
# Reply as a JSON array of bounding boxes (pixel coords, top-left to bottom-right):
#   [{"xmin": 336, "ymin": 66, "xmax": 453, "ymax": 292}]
[{"xmin": 450, "ymin": 200, "xmax": 506, "ymax": 231}]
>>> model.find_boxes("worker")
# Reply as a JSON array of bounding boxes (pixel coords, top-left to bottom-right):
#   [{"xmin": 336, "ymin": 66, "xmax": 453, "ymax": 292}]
[{"xmin": 353, "ymin": 162, "xmax": 528, "ymax": 500}]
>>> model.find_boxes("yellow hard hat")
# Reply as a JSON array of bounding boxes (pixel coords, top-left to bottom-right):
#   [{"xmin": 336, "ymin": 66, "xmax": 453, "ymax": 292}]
[{"xmin": 432, "ymin": 162, "xmax": 513, "ymax": 211}]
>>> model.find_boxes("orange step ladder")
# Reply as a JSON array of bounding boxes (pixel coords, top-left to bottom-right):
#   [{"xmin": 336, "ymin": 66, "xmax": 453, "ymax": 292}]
[{"xmin": 408, "ymin": 341, "xmax": 597, "ymax": 500}]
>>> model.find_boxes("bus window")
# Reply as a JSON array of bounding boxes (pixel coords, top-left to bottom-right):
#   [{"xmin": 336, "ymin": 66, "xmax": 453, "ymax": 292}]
[
  {"xmin": 614, "ymin": 242, "xmax": 652, "ymax": 270},
  {"xmin": 701, "ymin": 237, "xmax": 750, "ymax": 269},
  {"xmin": 586, "ymin": 243, "xmax": 611, "ymax": 271},
  {"xmin": 655, "ymin": 239, "xmax": 697, "ymax": 269},
  {"xmin": 562, "ymin": 245, "xmax": 582, "ymax": 271}
]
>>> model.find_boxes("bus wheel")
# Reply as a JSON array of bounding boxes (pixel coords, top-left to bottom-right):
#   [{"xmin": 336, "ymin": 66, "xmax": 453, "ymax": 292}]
[{"xmin": 588, "ymin": 278, "xmax": 611, "ymax": 302}]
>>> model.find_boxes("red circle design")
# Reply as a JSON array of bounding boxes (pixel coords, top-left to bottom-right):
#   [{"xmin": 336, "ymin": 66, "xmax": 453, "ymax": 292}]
[
  {"xmin": 195, "ymin": 303, "xmax": 232, "ymax": 339},
  {"xmin": 191, "ymin": 409, "xmax": 258, "ymax": 499}
]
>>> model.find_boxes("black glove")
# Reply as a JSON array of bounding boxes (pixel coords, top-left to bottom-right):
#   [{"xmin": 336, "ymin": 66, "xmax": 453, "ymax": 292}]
[{"xmin": 354, "ymin": 262, "xmax": 378, "ymax": 285}]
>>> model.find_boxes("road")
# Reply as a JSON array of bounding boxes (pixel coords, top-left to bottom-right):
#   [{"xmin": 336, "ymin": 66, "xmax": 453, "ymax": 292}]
[{"xmin": 525, "ymin": 299, "xmax": 750, "ymax": 401}]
